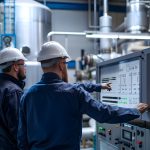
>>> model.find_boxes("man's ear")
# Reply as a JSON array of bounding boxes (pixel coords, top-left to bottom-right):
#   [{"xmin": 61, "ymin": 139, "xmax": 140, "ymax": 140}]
[
  {"xmin": 58, "ymin": 62, "xmax": 64, "ymax": 71},
  {"xmin": 13, "ymin": 64, "xmax": 19, "ymax": 72}
]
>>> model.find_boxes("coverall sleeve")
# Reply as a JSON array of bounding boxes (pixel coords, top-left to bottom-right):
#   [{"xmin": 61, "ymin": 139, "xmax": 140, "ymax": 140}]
[
  {"xmin": 4, "ymin": 91, "xmax": 22, "ymax": 141},
  {"xmin": 17, "ymin": 95, "xmax": 29, "ymax": 150},
  {"xmin": 78, "ymin": 87, "xmax": 140, "ymax": 124},
  {"xmin": 74, "ymin": 82, "xmax": 101, "ymax": 93}
]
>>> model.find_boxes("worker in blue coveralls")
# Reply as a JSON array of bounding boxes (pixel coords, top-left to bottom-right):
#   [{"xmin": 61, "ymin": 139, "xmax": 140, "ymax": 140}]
[
  {"xmin": 0, "ymin": 47, "xmax": 27, "ymax": 150},
  {"xmin": 18, "ymin": 41, "xmax": 149, "ymax": 150}
]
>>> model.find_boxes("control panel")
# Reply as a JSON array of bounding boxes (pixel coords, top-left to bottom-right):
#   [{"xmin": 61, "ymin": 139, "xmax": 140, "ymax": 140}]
[
  {"xmin": 96, "ymin": 48, "xmax": 150, "ymax": 150},
  {"xmin": 96, "ymin": 123, "xmax": 150, "ymax": 150},
  {"xmin": 120, "ymin": 124, "xmax": 150, "ymax": 150},
  {"xmin": 96, "ymin": 123, "xmax": 121, "ymax": 150}
]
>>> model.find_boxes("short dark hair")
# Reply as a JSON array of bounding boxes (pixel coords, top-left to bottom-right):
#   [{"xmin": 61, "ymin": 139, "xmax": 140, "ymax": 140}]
[
  {"xmin": 2, "ymin": 65, "xmax": 12, "ymax": 73},
  {"xmin": 41, "ymin": 57, "xmax": 61, "ymax": 68}
]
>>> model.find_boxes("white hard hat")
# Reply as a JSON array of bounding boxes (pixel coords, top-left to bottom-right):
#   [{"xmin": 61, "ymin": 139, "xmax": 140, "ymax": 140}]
[
  {"xmin": 0, "ymin": 47, "xmax": 27, "ymax": 65},
  {"xmin": 37, "ymin": 41, "xmax": 71, "ymax": 62}
]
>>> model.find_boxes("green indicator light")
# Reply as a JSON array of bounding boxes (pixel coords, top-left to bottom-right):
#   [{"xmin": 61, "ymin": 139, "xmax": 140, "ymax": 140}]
[{"xmin": 99, "ymin": 127, "xmax": 105, "ymax": 131}]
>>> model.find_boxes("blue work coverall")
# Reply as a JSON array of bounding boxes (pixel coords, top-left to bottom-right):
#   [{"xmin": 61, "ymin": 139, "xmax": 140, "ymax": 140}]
[
  {"xmin": 18, "ymin": 72, "xmax": 140, "ymax": 150},
  {"xmin": 0, "ymin": 73, "xmax": 24, "ymax": 150}
]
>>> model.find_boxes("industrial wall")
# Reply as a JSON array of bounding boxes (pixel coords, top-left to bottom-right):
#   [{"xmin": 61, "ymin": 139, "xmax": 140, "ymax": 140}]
[{"xmin": 51, "ymin": 9, "xmax": 94, "ymax": 59}]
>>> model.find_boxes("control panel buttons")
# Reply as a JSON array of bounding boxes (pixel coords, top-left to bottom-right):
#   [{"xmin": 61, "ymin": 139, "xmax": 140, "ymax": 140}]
[
  {"xmin": 136, "ymin": 141, "xmax": 142, "ymax": 148},
  {"xmin": 137, "ymin": 130, "xmax": 140, "ymax": 136},
  {"xmin": 108, "ymin": 129, "xmax": 111, "ymax": 135},
  {"xmin": 141, "ymin": 131, "xmax": 144, "ymax": 137}
]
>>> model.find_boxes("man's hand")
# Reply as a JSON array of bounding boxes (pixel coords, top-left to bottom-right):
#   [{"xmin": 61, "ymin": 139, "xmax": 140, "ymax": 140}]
[
  {"xmin": 137, "ymin": 103, "xmax": 150, "ymax": 114},
  {"xmin": 101, "ymin": 83, "xmax": 112, "ymax": 91}
]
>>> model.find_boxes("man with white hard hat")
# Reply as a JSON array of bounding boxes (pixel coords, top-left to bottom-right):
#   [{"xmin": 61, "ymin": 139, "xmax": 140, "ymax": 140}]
[
  {"xmin": 18, "ymin": 41, "xmax": 149, "ymax": 150},
  {"xmin": 0, "ymin": 47, "xmax": 27, "ymax": 150}
]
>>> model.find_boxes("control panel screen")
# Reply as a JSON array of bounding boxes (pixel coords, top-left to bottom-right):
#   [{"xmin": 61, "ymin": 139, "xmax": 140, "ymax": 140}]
[
  {"xmin": 122, "ymin": 130, "xmax": 132, "ymax": 141},
  {"xmin": 100, "ymin": 59, "xmax": 140, "ymax": 108}
]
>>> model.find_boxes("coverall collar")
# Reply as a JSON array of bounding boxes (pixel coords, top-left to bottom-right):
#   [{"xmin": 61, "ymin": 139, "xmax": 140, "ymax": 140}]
[
  {"xmin": 41, "ymin": 72, "xmax": 62, "ymax": 83},
  {"xmin": 0, "ymin": 73, "xmax": 25, "ymax": 89}
]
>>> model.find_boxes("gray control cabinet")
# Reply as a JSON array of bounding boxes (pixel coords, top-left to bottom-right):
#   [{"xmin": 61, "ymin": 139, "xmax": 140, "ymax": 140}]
[{"xmin": 96, "ymin": 49, "xmax": 150, "ymax": 150}]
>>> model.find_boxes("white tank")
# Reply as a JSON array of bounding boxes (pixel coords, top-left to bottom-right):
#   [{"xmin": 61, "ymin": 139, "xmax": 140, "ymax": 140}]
[
  {"xmin": 0, "ymin": 0, "xmax": 51, "ymax": 89},
  {"xmin": 15, "ymin": 0, "xmax": 51, "ymax": 89},
  {"xmin": 15, "ymin": 0, "xmax": 51, "ymax": 61}
]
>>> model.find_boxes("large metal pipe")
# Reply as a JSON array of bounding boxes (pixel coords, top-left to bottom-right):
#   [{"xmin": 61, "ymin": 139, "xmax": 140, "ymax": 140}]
[
  {"xmin": 103, "ymin": 0, "xmax": 108, "ymax": 16},
  {"xmin": 126, "ymin": 0, "xmax": 149, "ymax": 33},
  {"xmin": 99, "ymin": 0, "xmax": 112, "ymax": 57},
  {"xmin": 88, "ymin": 0, "xmax": 99, "ymax": 28},
  {"xmin": 47, "ymin": 31, "xmax": 86, "ymax": 41},
  {"xmin": 149, "ymin": 9, "xmax": 150, "ymax": 32},
  {"xmin": 94, "ymin": 0, "xmax": 97, "ymax": 27}
]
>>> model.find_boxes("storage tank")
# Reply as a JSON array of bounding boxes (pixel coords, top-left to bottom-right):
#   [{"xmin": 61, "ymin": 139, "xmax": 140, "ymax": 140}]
[
  {"xmin": 15, "ymin": 0, "xmax": 51, "ymax": 61},
  {"xmin": 15, "ymin": 0, "xmax": 51, "ymax": 89},
  {"xmin": 0, "ymin": 0, "xmax": 51, "ymax": 89}
]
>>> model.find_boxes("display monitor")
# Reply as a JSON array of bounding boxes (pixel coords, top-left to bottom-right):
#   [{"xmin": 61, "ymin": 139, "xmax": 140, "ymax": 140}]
[{"xmin": 100, "ymin": 59, "xmax": 140, "ymax": 108}]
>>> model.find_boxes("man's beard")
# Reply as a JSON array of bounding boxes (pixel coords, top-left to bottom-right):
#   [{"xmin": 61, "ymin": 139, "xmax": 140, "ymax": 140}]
[
  {"xmin": 17, "ymin": 71, "xmax": 26, "ymax": 81},
  {"xmin": 62, "ymin": 76, "xmax": 68, "ymax": 82},
  {"xmin": 62, "ymin": 70, "xmax": 68, "ymax": 83}
]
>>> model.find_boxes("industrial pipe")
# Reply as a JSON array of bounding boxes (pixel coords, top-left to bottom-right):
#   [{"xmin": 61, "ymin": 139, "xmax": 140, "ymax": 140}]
[
  {"xmin": 88, "ymin": 0, "xmax": 99, "ymax": 28},
  {"xmin": 47, "ymin": 31, "xmax": 86, "ymax": 41},
  {"xmin": 103, "ymin": 0, "xmax": 108, "ymax": 16}
]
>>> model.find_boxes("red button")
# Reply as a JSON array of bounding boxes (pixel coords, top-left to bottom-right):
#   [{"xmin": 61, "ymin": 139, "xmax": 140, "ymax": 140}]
[{"xmin": 136, "ymin": 141, "xmax": 142, "ymax": 145}]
